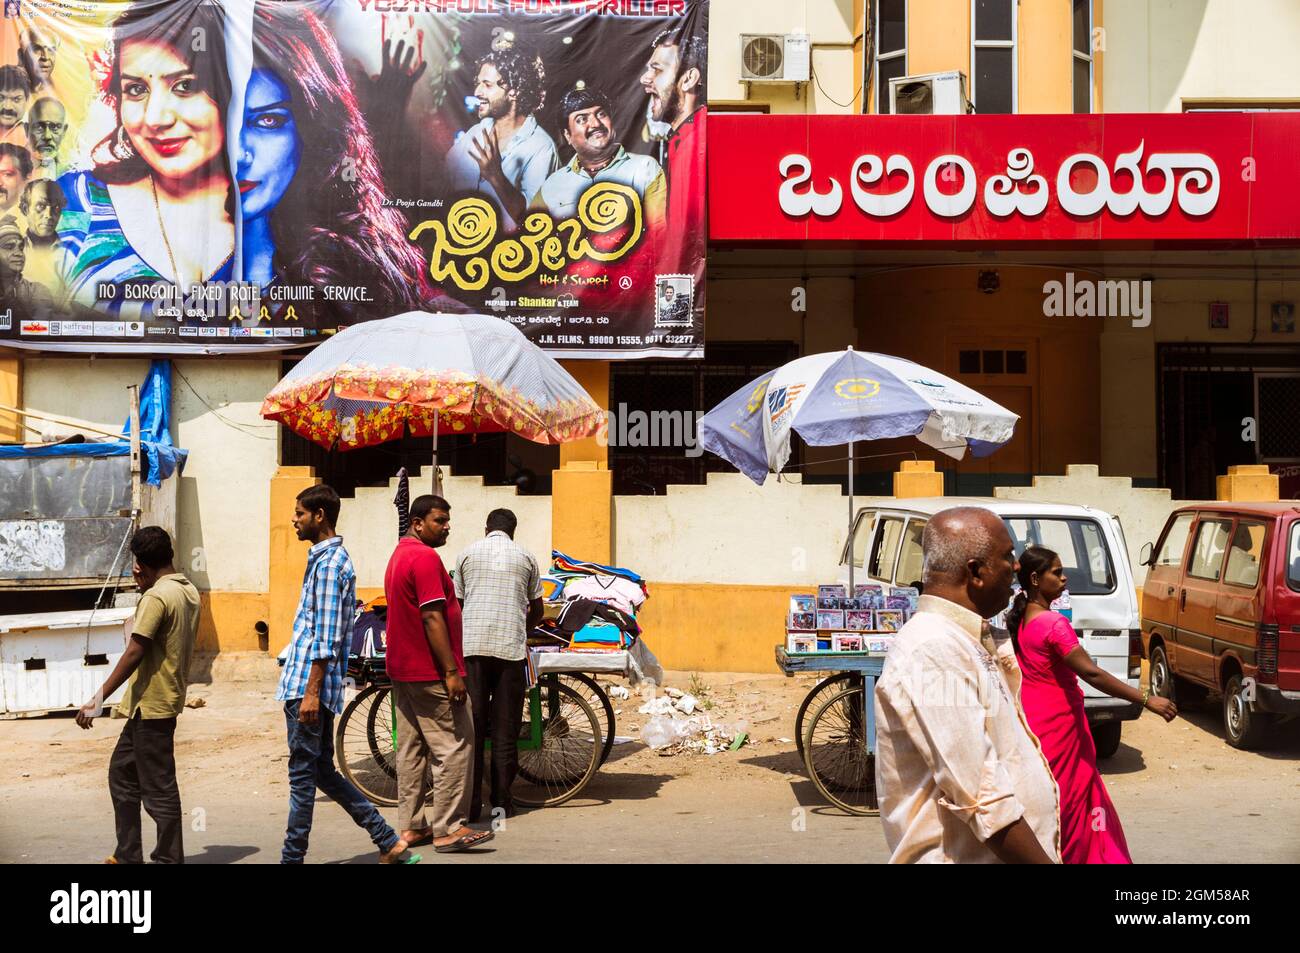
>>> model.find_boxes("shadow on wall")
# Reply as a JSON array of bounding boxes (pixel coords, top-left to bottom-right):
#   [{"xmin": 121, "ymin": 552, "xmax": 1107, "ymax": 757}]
[{"xmin": 1118, "ymin": 0, "xmax": 1212, "ymax": 111}]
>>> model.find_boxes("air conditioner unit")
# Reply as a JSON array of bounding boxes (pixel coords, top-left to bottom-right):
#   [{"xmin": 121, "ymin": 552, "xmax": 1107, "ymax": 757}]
[
  {"xmin": 739, "ymin": 33, "xmax": 810, "ymax": 83},
  {"xmin": 889, "ymin": 71, "xmax": 970, "ymax": 115}
]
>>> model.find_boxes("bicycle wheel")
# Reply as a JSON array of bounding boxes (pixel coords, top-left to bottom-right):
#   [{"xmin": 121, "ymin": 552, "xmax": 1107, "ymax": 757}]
[
  {"xmin": 558, "ymin": 673, "xmax": 616, "ymax": 765},
  {"xmin": 514, "ymin": 682, "xmax": 601, "ymax": 808},
  {"xmin": 794, "ymin": 672, "xmax": 856, "ymax": 761},
  {"xmin": 803, "ymin": 685, "xmax": 877, "ymax": 816},
  {"xmin": 336, "ymin": 684, "xmax": 399, "ymax": 807}
]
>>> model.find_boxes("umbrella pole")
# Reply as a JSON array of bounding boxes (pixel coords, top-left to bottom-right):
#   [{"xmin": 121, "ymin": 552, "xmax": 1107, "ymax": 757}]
[
  {"xmin": 432, "ymin": 412, "xmax": 442, "ymax": 498},
  {"xmin": 848, "ymin": 438, "xmax": 855, "ymax": 593}
]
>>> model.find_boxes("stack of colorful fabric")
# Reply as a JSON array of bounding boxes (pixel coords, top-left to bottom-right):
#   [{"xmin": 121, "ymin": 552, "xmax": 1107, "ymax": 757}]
[
  {"xmin": 538, "ymin": 551, "xmax": 649, "ymax": 652},
  {"xmin": 549, "ymin": 550, "xmax": 649, "ymax": 618}
]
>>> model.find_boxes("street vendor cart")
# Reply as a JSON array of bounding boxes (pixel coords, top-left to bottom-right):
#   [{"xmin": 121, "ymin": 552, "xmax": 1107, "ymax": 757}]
[
  {"xmin": 335, "ymin": 640, "xmax": 658, "ymax": 809},
  {"xmin": 777, "ymin": 645, "xmax": 882, "ymax": 816},
  {"xmin": 335, "ymin": 557, "xmax": 660, "ymax": 810}
]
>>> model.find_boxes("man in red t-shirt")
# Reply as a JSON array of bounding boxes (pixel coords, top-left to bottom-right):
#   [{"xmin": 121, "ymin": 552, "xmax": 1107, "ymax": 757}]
[{"xmin": 383, "ymin": 494, "xmax": 492, "ymax": 853}]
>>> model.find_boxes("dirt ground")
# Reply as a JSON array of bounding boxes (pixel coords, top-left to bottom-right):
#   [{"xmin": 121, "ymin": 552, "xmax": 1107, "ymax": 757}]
[{"xmin": 2, "ymin": 656, "xmax": 1298, "ymax": 864}]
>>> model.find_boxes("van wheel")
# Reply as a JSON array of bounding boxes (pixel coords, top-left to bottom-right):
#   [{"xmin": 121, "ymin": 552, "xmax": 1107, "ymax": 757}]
[
  {"xmin": 1149, "ymin": 645, "xmax": 1175, "ymax": 701},
  {"xmin": 1223, "ymin": 673, "xmax": 1273, "ymax": 750},
  {"xmin": 1090, "ymin": 721, "xmax": 1122, "ymax": 759}
]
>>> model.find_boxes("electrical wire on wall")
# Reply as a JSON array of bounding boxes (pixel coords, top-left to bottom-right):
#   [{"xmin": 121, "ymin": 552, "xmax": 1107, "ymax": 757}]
[{"xmin": 172, "ymin": 365, "xmax": 277, "ymax": 441}]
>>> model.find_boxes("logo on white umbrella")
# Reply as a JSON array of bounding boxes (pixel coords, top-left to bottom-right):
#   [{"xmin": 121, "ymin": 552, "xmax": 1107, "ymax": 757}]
[
  {"xmin": 834, "ymin": 378, "xmax": 880, "ymax": 400},
  {"xmin": 767, "ymin": 383, "xmax": 806, "ymax": 424}
]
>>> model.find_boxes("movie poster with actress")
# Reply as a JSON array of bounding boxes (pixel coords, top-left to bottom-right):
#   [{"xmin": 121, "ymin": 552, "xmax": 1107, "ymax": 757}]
[{"xmin": 0, "ymin": 0, "xmax": 707, "ymax": 357}]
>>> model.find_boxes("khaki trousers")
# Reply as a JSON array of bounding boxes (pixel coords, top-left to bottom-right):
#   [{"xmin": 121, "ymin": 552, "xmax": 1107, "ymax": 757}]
[{"xmin": 391, "ymin": 679, "xmax": 474, "ymax": 836}]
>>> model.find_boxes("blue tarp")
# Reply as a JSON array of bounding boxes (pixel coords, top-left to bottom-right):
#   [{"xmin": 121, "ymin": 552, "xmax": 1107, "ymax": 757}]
[{"xmin": 0, "ymin": 361, "xmax": 188, "ymax": 485}]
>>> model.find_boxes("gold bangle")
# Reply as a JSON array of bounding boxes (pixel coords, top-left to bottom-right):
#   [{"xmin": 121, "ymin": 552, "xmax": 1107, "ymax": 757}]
[{"xmin": 1141, "ymin": 688, "xmax": 1151, "ymax": 705}]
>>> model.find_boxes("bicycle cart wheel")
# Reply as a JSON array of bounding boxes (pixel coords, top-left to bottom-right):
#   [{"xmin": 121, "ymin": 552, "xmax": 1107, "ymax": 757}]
[
  {"xmin": 558, "ymin": 673, "xmax": 616, "ymax": 765},
  {"xmin": 337, "ymin": 684, "xmax": 399, "ymax": 807},
  {"xmin": 514, "ymin": 682, "xmax": 601, "ymax": 808},
  {"xmin": 802, "ymin": 685, "xmax": 877, "ymax": 816},
  {"xmin": 794, "ymin": 672, "xmax": 856, "ymax": 761}
]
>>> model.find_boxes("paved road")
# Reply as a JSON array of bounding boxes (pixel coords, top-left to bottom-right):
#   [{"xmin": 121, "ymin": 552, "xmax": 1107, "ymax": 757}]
[{"xmin": 2, "ymin": 673, "xmax": 1298, "ymax": 864}]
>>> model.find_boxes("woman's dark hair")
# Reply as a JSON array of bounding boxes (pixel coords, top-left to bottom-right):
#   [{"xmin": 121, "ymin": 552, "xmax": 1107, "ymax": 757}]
[
  {"xmin": 130, "ymin": 525, "xmax": 174, "ymax": 570},
  {"xmin": 1005, "ymin": 545, "xmax": 1059, "ymax": 649},
  {"xmin": 476, "ymin": 45, "xmax": 546, "ymax": 118},
  {"xmin": 250, "ymin": 1, "xmax": 428, "ymax": 317},
  {"xmin": 92, "ymin": 0, "xmax": 232, "ymax": 186}
]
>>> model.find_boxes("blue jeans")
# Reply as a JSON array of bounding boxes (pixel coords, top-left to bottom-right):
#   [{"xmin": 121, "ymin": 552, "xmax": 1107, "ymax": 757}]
[{"xmin": 282, "ymin": 699, "xmax": 398, "ymax": 864}]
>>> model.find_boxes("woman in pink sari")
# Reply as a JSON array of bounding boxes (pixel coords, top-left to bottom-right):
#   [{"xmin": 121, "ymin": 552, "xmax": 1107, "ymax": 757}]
[{"xmin": 1007, "ymin": 546, "xmax": 1178, "ymax": 863}]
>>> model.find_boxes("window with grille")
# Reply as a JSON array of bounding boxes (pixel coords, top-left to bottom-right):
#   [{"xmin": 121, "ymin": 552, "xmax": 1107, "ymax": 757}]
[
  {"xmin": 875, "ymin": 0, "xmax": 907, "ymax": 113},
  {"xmin": 958, "ymin": 348, "xmax": 1027, "ymax": 375},
  {"xmin": 1072, "ymin": 0, "xmax": 1093, "ymax": 114},
  {"xmin": 971, "ymin": 0, "xmax": 1015, "ymax": 114},
  {"xmin": 609, "ymin": 341, "xmax": 797, "ymax": 494},
  {"xmin": 1258, "ymin": 375, "xmax": 1300, "ymax": 461}
]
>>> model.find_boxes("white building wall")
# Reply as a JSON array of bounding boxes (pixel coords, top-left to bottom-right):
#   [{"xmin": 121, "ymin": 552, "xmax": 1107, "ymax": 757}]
[
  {"xmin": 22, "ymin": 358, "xmax": 280, "ymax": 593},
  {"xmin": 709, "ymin": 0, "xmax": 859, "ymax": 114},
  {"xmin": 337, "ymin": 465, "xmax": 553, "ymax": 591},
  {"xmin": 1103, "ymin": 0, "xmax": 1300, "ymax": 112}
]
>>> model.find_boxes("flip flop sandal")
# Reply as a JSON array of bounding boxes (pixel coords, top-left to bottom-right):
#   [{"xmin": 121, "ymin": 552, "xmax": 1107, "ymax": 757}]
[{"xmin": 434, "ymin": 829, "xmax": 495, "ymax": 853}]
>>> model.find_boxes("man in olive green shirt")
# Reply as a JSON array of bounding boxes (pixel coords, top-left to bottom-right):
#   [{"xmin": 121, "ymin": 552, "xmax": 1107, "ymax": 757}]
[{"xmin": 77, "ymin": 526, "xmax": 200, "ymax": 864}]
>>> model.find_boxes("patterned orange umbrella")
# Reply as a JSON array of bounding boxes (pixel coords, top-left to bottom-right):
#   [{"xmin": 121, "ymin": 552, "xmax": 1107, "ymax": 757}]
[{"xmin": 261, "ymin": 312, "xmax": 604, "ymax": 486}]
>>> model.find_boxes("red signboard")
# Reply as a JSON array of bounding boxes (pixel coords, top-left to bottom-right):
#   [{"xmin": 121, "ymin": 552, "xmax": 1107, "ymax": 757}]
[{"xmin": 708, "ymin": 113, "xmax": 1300, "ymax": 245}]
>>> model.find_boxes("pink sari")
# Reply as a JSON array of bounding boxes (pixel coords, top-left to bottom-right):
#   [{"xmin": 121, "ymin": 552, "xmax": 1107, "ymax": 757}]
[{"xmin": 1016, "ymin": 611, "xmax": 1132, "ymax": 864}]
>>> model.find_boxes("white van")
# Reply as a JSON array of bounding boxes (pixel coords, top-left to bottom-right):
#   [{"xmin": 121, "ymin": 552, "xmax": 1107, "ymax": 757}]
[{"xmin": 839, "ymin": 497, "xmax": 1143, "ymax": 757}]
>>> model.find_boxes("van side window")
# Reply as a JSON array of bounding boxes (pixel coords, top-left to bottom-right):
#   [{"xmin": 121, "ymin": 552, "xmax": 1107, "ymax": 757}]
[
  {"xmin": 1289, "ymin": 524, "xmax": 1300, "ymax": 591},
  {"xmin": 895, "ymin": 519, "xmax": 927, "ymax": 588},
  {"xmin": 1187, "ymin": 519, "xmax": 1233, "ymax": 582},
  {"xmin": 869, "ymin": 517, "xmax": 905, "ymax": 581},
  {"xmin": 1155, "ymin": 513, "xmax": 1195, "ymax": 568},
  {"xmin": 1224, "ymin": 521, "xmax": 1267, "ymax": 589},
  {"xmin": 849, "ymin": 510, "xmax": 877, "ymax": 569}
]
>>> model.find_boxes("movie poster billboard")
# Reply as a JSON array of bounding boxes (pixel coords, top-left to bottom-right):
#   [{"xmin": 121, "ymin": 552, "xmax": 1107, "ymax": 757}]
[{"xmin": 0, "ymin": 0, "xmax": 707, "ymax": 357}]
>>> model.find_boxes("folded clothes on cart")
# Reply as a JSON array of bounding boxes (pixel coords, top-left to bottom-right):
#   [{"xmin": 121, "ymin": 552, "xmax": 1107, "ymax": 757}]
[
  {"xmin": 551, "ymin": 550, "xmax": 645, "ymax": 584},
  {"xmin": 557, "ymin": 598, "xmax": 640, "ymax": 638}
]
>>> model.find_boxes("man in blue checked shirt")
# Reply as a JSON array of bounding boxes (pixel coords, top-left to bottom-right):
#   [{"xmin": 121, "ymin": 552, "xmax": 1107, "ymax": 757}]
[{"xmin": 276, "ymin": 485, "xmax": 418, "ymax": 865}]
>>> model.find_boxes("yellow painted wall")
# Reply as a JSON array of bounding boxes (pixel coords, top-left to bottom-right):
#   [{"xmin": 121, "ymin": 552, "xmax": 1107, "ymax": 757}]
[
  {"xmin": 559, "ymin": 359, "xmax": 609, "ymax": 468},
  {"xmin": 196, "ymin": 591, "xmax": 271, "ymax": 654},
  {"xmin": 268, "ymin": 466, "xmax": 318, "ymax": 655},
  {"xmin": 0, "ymin": 357, "xmax": 20, "ymax": 443},
  {"xmin": 636, "ymin": 582, "xmax": 799, "ymax": 673},
  {"xmin": 905, "ymin": 0, "xmax": 970, "ymax": 87},
  {"xmin": 1018, "ymin": 0, "xmax": 1072, "ymax": 113}
]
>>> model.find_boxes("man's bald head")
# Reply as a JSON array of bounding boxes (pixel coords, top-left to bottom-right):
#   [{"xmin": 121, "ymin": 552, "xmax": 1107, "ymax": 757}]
[{"xmin": 921, "ymin": 506, "xmax": 1018, "ymax": 618}]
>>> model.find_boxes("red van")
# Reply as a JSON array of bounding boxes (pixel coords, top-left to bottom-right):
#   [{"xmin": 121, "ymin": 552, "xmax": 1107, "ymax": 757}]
[{"xmin": 1140, "ymin": 504, "xmax": 1300, "ymax": 748}]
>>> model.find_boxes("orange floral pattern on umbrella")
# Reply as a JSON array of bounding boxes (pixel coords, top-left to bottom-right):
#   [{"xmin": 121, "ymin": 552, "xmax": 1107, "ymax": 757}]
[{"xmin": 262, "ymin": 362, "xmax": 604, "ymax": 450}]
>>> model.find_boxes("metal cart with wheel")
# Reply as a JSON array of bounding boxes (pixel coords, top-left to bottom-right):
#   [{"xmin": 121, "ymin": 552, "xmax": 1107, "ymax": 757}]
[
  {"xmin": 777, "ymin": 646, "xmax": 883, "ymax": 816},
  {"xmin": 335, "ymin": 656, "xmax": 614, "ymax": 810}
]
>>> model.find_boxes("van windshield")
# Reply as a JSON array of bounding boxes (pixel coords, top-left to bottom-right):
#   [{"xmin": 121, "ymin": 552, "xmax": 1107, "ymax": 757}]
[
  {"xmin": 1289, "ymin": 524, "xmax": 1300, "ymax": 591},
  {"xmin": 1003, "ymin": 517, "xmax": 1116, "ymax": 595}
]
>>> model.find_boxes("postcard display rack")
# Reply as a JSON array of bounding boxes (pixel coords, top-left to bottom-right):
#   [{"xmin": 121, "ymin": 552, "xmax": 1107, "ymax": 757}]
[{"xmin": 785, "ymin": 584, "xmax": 918, "ymax": 657}]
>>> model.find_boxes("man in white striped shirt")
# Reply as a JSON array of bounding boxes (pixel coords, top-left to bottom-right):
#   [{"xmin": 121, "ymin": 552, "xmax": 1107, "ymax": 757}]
[{"xmin": 455, "ymin": 508, "xmax": 543, "ymax": 821}]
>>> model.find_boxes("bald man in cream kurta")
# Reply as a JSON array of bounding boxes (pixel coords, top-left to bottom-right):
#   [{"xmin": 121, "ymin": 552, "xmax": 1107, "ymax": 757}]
[{"xmin": 875, "ymin": 594, "xmax": 1061, "ymax": 864}]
